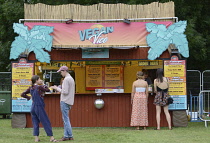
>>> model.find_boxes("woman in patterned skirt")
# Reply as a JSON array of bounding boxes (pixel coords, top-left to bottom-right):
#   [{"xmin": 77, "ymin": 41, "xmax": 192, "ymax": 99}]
[
  {"xmin": 153, "ymin": 68, "xmax": 172, "ymax": 130},
  {"xmin": 130, "ymin": 71, "xmax": 149, "ymax": 130}
]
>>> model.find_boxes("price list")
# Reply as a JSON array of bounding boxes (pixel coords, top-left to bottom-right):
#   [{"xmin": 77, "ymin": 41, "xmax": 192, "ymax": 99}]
[{"xmin": 164, "ymin": 55, "xmax": 187, "ymax": 110}]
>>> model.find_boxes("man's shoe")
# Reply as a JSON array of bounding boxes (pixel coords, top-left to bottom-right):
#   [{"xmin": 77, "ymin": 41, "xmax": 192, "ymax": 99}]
[
  {"xmin": 69, "ymin": 137, "xmax": 74, "ymax": 140},
  {"xmin": 59, "ymin": 137, "xmax": 70, "ymax": 141}
]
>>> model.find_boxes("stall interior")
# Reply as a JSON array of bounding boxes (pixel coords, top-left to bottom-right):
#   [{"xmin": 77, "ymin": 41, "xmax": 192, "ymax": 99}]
[{"xmin": 35, "ymin": 60, "xmax": 163, "ymax": 93}]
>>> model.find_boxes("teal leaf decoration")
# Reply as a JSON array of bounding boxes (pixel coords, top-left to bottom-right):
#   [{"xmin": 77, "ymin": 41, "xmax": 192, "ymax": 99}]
[
  {"xmin": 12, "ymin": 23, "xmax": 29, "ymax": 40},
  {"xmin": 146, "ymin": 21, "xmax": 189, "ymax": 60},
  {"xmin": 10, "ymin": 23, "xmax": 54, "ymax": 63},
  {"xmin": 10, "ymin": 36, "xmax": 28, "ymax": 59}
]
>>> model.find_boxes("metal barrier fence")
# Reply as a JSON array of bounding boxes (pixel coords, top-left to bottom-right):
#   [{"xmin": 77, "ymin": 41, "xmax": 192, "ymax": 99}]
[
  {"xmin": 199, "ymin": 90, "xmax": 210, "ymax": 127},
  {"xmin": 189, "ymin": 91, "xmax": 200, "ymax": 122},
  {"xmin": 187, "ymin": 70, "xmax": 201, "ymax": 122},
  {"xmin": 202, "ymin": 70, "xmax": 210, "ymax": 90}
]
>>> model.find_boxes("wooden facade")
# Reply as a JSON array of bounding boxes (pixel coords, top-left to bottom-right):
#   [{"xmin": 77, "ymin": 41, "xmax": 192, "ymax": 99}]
[
  {"xmin": 25, "ymin": 93, "xmax": 172, "ymax": 127},
  {"xmin": 28, "ymin": 48, "xmax": 170, "ymax": 61},
  {"xmin": 25, "ymin": 47, "xmax": 173, "ymax": 128}
]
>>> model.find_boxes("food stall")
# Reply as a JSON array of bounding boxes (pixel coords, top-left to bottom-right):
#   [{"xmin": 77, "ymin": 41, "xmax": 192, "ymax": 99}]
[{"xmin": 10, "ymin": 2, "xmax": 189, "ymax": 127}]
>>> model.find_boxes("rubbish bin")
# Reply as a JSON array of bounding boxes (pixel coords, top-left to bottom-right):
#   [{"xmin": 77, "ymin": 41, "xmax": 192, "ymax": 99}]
[{"xmin": 0, "ymin": 91, "xmax": 11, "ymax": 114}]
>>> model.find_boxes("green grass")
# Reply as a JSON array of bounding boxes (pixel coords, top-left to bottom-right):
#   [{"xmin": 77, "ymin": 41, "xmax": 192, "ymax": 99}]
[{"xmin": 0, "ymin": 119, "xmax": 210, "ymax": 143}]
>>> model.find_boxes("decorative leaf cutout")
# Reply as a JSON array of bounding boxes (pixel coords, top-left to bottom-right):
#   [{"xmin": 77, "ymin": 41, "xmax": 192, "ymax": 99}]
[
  {"xmin": 10, "ymin": 23, "xmax": 54, "ymax": 63},
  {"xmin": 146, "ymin": 21, "xmax": 189, "ymax": 60},
  {"xmin": 12, "ymin": 23, "xmax": 29, "ymax": 40},
  {"xmin": 171, "ymin": 33, "xmax": 189, "ymax": 57},
  {"xmin": 10, "ymin": 36, "xmax": 28, "ymax": 59}
]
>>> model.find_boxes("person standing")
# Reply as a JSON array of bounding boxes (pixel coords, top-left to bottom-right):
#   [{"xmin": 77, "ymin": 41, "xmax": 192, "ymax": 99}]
[
  {"xmin": 130, "ymin": 71, "xmax": 149, "ymax": 130},
  {"xmin": 143, "ymin": 70, "xmax": 152, "ymax": 86},
  {"xmin": 51, "ymin": 66, "xmax": 75, "ymax": 141},
  {"xmin": 21, "ymin": 75, "xmax": 57, "ymax": 142},
  {"xmin": 153, "ymin": 68, "xmax": 172, "ymax": 130}
]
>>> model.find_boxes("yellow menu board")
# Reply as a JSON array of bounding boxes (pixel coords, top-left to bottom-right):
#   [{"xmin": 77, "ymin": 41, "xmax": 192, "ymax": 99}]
[
  {"xmin": 164, "ymin": 57, "xmax": 186, "ymax": 95},
  {"xmin": 86, "ymin": 65, "xmax": 103, "ymax": 90},
  {"xmin": 105, "ymin": 65, "xmax": 123, "ymax": 88},
  {"xmin": 168, "ymin": 77, "xmax": 186, "ymax": 95},
  {"xmin": 86, "ymin": 65, "xmax": 123, "ymax": 90},
  {"xmin": 164, "ymin": 55, "xmax": 187, "ymax": 110},
  {"xmin": 12, "ymin": 59, "xmax": 34, "ymax": 98},
  {"xmin": 164, "ymin": 64, "xmax": 185, "ymax": 77}
]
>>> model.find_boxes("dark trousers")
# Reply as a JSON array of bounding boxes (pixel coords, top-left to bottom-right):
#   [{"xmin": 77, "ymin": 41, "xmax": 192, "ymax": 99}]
[{"xmin": 31, "ymin": 105, "xmax": 53, "ymax": 136}]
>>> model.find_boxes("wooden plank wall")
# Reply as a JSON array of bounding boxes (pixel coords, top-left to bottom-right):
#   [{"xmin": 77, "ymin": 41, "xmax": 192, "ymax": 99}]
[
  {"xmin": 28, "ymin": 48, "xmax": 170, "ymax": 61},
  {"xmin": 25, "ymin": 93, "xmax": 172, "ymax": 127}
]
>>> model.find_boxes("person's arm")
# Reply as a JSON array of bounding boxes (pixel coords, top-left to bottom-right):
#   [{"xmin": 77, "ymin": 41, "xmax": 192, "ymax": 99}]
[
  {"xmin": 154, "ymin": 79, "xmax": 157, "ymax": 93},
  {"xmin": 21, "ymin": 87, "xmax": 31, "ymax": 100},
  {"xmin": 165, "ymin": 77, "xmax": 170, "ymax": 89},
  {"xmin": 131, "ymin": 82, "xmax": 135, "ymax": 104},
  {"xmin": 38, "ymin": 85, "xmax": 50, "ymax": 92},
  {"xmin": 55, "ymin": 78, "xmax": 69, "ymax": 95},
  {"xmin": 145, "ymin": 82, "xmax": 149, "ymax": 99}
]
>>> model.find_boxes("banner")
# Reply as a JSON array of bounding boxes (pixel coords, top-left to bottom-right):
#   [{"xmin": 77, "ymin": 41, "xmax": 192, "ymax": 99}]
[
  {"xmin": 164, "ymin": 55, "xmax": 187, "ymax": 110},
  {"xmin": 12, "ymin": 58, "xmax": 34, "ymax": 112},
  {"xmin": 24, "ymin": 21, "xmax": 173, "ymax": 48}
]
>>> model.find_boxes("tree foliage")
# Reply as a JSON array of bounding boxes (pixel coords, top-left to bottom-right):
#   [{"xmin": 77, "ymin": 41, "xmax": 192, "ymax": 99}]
[
  {"xmin": 0, "ymin": 0, "xmax": 24, "ymax": 71},
  {"xmin": 0, "ymin": 0, "xmax": 209, "ymax": 71}
]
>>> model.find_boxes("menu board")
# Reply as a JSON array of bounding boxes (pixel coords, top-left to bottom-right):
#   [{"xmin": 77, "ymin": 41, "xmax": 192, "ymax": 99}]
[
  {"xmin": 12, "ymin": 58, "xmax": 34, "ymax": 112},
  {"xmin": 164, "ymin": 55, "xmax": 187, "ymax": 110},
  {"xmin": 86, "ymin": 65, "xmax": 103, "ymax": 89},
  {"xmin": 105, "ymin": 65, "xmax": 123, "ymax": 88},
  {"xmin": 86, "ymin": 65, "xmax": 123, "ymax": 90}
]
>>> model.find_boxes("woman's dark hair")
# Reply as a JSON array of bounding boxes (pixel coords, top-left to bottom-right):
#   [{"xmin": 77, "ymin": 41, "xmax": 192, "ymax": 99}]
[
  {"xmin": 31, "ymin": 75, "xmax": 40, "ymax": 86},
  {"xmin": 156, "ymin": 68, "xmax": 164, "ymax": 83}
]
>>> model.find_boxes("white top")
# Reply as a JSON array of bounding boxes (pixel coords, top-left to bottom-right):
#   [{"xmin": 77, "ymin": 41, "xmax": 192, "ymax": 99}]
[
  {"xmin": 135, "ymin": 87, "xmax": 146, "ymax": 92},
  {"xmin": 56, "ymin": 73, "xmax": 75, "ymax": 105}
]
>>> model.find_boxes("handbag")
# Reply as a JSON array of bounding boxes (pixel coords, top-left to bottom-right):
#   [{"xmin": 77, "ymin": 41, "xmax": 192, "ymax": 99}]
[{"xmin": 167, "ymin": 96, "xmax": 174, "ymax": 105}]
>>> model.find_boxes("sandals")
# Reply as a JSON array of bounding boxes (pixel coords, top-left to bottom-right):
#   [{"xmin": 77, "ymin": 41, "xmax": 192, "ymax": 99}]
[{"xmin": 50, "ymin": 139, "xmax": 58, "ymax": 142}]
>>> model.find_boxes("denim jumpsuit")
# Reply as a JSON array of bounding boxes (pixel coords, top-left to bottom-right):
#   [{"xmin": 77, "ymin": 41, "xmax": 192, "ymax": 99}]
[{"xmin": 22, "ymin": 85, "xmax": 53, "ymax": 136}]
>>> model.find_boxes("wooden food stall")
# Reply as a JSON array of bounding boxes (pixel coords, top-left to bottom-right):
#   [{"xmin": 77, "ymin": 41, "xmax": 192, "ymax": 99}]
[{"xmin": 11, "ymin": 2, "xmax": 188, "ymax": 128}]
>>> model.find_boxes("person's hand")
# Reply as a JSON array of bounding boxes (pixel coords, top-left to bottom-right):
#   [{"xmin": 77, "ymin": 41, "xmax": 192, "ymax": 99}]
[
  {"xmin": 50, "ymin": 85, "xmax": 57, "ymax": 90},
  {"xmin": 27, "ymin": 96, "xmax": 31, "ymax": 101}
]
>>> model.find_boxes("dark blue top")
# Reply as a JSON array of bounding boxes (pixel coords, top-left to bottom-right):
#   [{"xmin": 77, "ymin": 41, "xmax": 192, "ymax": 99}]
[{"xmin": 145, "ymin": 77, "xmax": 152, "ymax": 85}]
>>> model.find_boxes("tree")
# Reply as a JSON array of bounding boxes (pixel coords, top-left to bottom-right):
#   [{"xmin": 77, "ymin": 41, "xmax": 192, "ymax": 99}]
[
  {"xmin": 173, "ymin": 0, "xmax": 209, "ymax": 71},
  {"xmin": 0, "ymin": 0, "xmax": 209, "ymax": 71},
  {"xmin": 0, "ymin": 0, "xmax": 24, "ymax": 71}
]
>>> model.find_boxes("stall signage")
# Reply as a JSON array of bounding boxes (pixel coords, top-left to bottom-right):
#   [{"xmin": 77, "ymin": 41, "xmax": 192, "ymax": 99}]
[
  {"xmin": 164, "ymin": 55, "xmax": 187, "ymax": 110},
  {"xmin": 139, "ymin": 61, "xmax": 159, "ymax": 66},
  {"xmin": 12, "ymin": 58, "xmax": 34, "ymax": 112},
  {"xmin": 86, "ymin": 65, "xmax": 123, "ymax": 90},
  {"xmin": 24, "ymin": 21, "xmax": 173, "ymax": 48},
  {"xmin": 82, "ymin": 48, "xmax": 109, "ymax": 58},
  {"xmin": 79, "ymin": 25, "xmax": 114, "ymax": 44},
  {"xmin": 86, "ymin": 61, "xmax": 121, "ymax": 65}
]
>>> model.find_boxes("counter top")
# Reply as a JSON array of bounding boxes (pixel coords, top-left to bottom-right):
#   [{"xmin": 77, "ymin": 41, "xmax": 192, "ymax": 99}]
[{"xmin": 45, "ymin": 92, "xmax": 132, "ymax": 95}]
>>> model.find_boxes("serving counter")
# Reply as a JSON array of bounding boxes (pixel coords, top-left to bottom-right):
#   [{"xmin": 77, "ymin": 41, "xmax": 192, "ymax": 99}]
[{"xmin": 25, "ymin": 93, "xmax": 172, "ymax": 128}]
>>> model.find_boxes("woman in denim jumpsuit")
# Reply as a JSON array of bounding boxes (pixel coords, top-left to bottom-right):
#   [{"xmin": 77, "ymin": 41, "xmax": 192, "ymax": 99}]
[{"xmin": 21, "ymin": 75, "xmax": 57, "ymax": 142}]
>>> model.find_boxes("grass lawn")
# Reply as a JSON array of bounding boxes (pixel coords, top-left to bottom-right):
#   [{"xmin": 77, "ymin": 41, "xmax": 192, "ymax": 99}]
[{"xmin": 0, "ymin": 119, "xmax": 210, "ymax": 143}]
